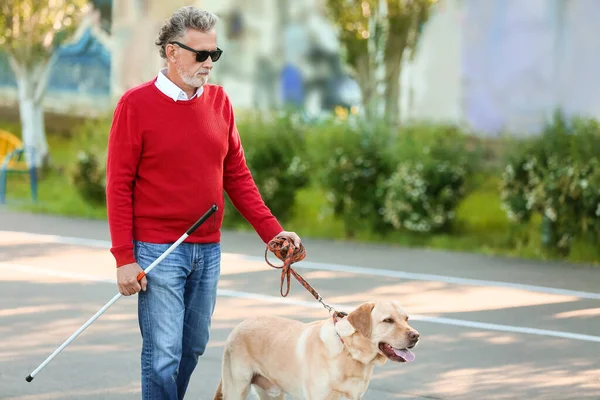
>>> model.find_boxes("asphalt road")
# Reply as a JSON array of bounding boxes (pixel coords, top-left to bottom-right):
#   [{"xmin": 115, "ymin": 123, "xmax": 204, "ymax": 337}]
[{"xmin": 1, "ymin": 208, "xmax": 599, "ymax": 399}]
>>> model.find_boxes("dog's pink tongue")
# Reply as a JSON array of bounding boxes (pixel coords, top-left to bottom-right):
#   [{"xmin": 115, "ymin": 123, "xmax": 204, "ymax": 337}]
[{"xmin": 393, "ymin": 348, "xmax": 415, "ymax": 362}]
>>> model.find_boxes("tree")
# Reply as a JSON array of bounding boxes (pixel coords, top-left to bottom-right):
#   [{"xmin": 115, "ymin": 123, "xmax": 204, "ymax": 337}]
[
  {"xmin": 325, "ymin": 0, "xmax": 384, "ymax": 120},
  {"xmin": 0, "ymin": 0, "xmax": 90, "ymax": 167},
  {"xmin": 384, "ymin": 0, "xmax": 436, "ymax": 127},
  {"xmin": 325, "ymin": 0, "xmax": 436, "ymax": 125}
]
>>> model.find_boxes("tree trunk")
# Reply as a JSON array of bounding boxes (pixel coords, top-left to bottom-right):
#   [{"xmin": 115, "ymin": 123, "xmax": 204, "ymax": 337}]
[
  {"xmin": 10, "ymin": 56, "xmax": 54, "ymax": 168},
  {"xmin": 355, "ymin": 54, "xmax": 378, "ymax": 120},
  {"xmin": 384, "ymin": 32, "xmax": 407, "ymax": 128},
  {"xmin": 17, "ymin": 75, "xmax": 48, "ymax": 168},
  {"xmin": 18, "ymin": 92, "xmax": 47, "ymax": 168}
]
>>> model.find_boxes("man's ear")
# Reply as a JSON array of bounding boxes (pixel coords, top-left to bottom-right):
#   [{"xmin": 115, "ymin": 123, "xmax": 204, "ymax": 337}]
[{"xmin": 347, "ymin": 302, "xmax": 375, "ymax": 338}]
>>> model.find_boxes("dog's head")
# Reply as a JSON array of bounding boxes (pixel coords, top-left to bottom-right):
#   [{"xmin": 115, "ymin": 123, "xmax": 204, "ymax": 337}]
[{"xmin": 339, "ymin": 300, "xmax": 419, "ymax": 364}]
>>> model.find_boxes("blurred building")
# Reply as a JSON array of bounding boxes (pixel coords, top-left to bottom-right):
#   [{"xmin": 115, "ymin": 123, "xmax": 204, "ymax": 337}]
[
  {"xmin": 405, "ymin": 0, "xmax": 600, "ymax": 135},
  {"xmin": 1, "ymin": 0, "xmax": 600, "ymax": 136}
]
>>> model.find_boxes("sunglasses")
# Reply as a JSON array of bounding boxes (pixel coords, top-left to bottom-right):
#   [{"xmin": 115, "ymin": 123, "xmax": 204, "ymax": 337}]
[{"xmin": 169, "ymin": 41, "xmax": 223, "ymax": 62}]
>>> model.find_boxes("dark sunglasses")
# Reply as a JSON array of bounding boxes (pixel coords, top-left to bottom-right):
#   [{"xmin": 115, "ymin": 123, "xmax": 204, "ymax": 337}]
[{"xmin": 169, "ymin": 41, "xmax": 223, "ymax": 62}]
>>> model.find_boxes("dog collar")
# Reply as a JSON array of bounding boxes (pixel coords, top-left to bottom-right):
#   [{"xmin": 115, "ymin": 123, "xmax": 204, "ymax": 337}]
[{"xmin": 332, "ymin": 311, "xmax": 347, "ymax": 344}]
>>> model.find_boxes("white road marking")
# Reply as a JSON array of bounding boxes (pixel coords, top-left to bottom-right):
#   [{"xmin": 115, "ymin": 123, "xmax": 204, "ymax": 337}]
[
  {"xmin": 1, "ymin": 262, "xmax": 599, "ymax": 343},
  {"xmin": 3, "ymin": 230, "xmax": 600, "ymax": 300}
]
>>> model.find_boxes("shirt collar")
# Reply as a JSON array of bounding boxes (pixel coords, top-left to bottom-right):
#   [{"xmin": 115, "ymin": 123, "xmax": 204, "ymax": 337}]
[{"xmin": 155, "ymin": 68, "xmax": 203, "ymax": 102}]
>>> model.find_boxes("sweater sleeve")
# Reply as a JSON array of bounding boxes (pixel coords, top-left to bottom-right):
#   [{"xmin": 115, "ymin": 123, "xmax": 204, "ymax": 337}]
[
  {"xmin": 222, "ymin": 96, "xmax": 283, "ymax": 243},
  {"xmin": 105, "ymin": 100, "xmax": 142, "ymax": 267}
]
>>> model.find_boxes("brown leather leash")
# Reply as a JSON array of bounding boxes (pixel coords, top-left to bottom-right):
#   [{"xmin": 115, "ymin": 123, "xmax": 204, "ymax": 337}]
[{"xmin": 265, "ymin": 236, "xmax": 347, "ymax": 321}]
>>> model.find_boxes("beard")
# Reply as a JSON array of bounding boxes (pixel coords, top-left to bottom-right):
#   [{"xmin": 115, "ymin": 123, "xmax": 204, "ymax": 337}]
[{"xmin": 178, "ymin": 65, "xmax": 211, "ymax": 88}]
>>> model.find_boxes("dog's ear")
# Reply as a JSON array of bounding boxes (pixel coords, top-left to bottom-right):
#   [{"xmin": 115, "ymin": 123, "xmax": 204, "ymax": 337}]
[{"xmin": 348, "ymin": 302, "xmax": 375, "ymax": 338}]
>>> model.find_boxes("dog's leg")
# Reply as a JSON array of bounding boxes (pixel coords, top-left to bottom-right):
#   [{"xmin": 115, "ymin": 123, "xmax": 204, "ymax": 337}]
[
  {"xmin": 213, "ymin": 379, "xmax": 224, "ymax": 400},
  {"xmin": 251, "ymin": 381, "xmax": 285, "ymax": 400},
  {"xmin": 222, "ymin": 373, "xmax": 252, "ymax": 399},
  {"xmin": 303, "ymin": 388, "xmax": 347, "ymax": 400},
  {"xmin": 220, "ymin": 348, "xmax": 253, "ymax": 400}
]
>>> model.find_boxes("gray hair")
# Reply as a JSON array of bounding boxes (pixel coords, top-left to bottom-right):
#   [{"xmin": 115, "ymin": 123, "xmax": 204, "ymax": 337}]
[{"xmin": 155, "ymin": 7, "xmax": 218, "ymax": 59}]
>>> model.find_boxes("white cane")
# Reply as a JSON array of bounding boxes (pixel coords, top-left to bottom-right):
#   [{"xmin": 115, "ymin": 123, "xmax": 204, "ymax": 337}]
[{"xmin": 25, "ymin": 203, "xmax": 218, "ymax": 382}]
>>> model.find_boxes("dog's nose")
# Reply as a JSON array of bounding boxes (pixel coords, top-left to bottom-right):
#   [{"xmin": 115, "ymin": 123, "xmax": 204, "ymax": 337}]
[{"xmin": 408, "ymin": 330, "xmax": 420, "ymax": 341}]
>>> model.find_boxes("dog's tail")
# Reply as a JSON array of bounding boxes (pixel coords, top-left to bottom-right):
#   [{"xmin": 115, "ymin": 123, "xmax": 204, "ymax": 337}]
[{"xmin": 213, "ymin": 378, "xmax": 223, "ymax": 400}]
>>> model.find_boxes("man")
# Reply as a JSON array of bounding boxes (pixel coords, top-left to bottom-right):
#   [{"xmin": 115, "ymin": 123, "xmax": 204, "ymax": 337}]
[{"xmin": 105, "ymin": 6, "xmax": 302, "ymax": 400}]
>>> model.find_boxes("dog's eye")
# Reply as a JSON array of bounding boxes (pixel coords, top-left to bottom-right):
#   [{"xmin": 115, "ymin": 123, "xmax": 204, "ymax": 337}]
[{"xmin": 383, "ymin": 318, "xmax": 394, "ymax": 323}]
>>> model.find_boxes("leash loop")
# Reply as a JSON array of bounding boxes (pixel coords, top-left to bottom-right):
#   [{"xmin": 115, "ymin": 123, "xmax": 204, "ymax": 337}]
[{"xmin": 265, "ymin": 236, "xmax": 346, "ymax": 319}]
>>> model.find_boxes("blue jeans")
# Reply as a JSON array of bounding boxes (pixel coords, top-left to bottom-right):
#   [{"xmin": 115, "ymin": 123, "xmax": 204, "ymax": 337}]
[{"xmin": 134, "ymin": 240, "xmax": 221, "ymax": 400}]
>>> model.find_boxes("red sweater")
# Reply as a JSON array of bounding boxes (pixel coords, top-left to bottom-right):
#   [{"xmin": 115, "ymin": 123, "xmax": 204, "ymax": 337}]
[{"xmin": 106, "ymin": 80, "xmax": 283, "ymax": 267}]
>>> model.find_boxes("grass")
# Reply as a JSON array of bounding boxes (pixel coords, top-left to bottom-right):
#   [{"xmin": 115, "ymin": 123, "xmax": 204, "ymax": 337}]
[{"xmin": 3, "ymin": 123, "xmax": 599, "ymax": 266}]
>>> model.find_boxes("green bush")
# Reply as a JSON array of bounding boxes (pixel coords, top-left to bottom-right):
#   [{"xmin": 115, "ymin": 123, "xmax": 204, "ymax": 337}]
[
  {"xmin": 500, "ymin": 111, "xmax": 600, "ymax": 253},
  {"xmin": 381, "ymin": 123, "xmax": 480, "ymax": 233},
  {"xmin": 542, "ymin": 157, "xmax": 600, "ymax": 249},
  {"xmin": 70, "ymin": 117, "xmax": 111, "ymax": 206},
  {"xmin": 222, "ymin": 111, "xmax": 310, "ymax": 227},
  {"xmin": 305, "ymin": 117, "xmax": 395, "ymax": 237}
]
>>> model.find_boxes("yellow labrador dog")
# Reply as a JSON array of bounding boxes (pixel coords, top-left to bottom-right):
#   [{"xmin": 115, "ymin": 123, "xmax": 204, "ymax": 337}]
[{"xmin": 213, "ymin": 300, "xmax": 420, "ymax": 399}]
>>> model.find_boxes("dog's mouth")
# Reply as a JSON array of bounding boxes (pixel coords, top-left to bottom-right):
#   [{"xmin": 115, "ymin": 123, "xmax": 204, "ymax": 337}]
[{"xmin": 378, "ymin": 342, "xmax": 415, "ymax": 363}]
